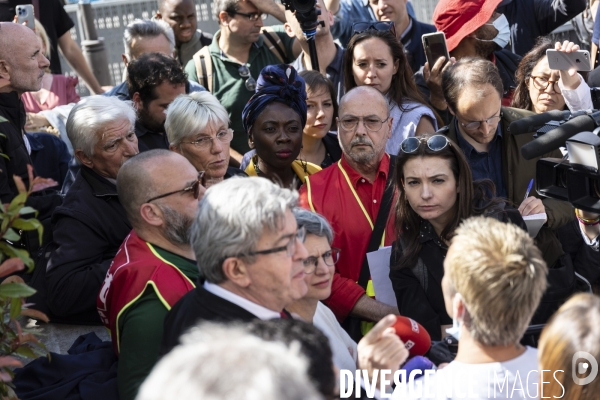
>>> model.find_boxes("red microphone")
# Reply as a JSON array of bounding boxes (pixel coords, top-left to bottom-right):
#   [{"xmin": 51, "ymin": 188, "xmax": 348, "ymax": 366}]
[{"xmin": 392, "ymin": 316, "xmax": 431, "ymax": 357}]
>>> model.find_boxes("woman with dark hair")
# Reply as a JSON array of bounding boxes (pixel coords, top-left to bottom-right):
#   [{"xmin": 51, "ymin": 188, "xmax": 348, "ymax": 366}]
[
  {"xmin": 389, "ymin": 133, "xmax": 524, "ymax": 341},
  {"xmin": 343, "ymin": 24, "xmax": 438, "ymax": 155},
  {"xmin": 298, "ymin": 71, "xmax": 342, "ymax": 168},
  {"xmin": 242, "ymin": 64, "xmax": 321, "ymax": 189},
  {"xmin": 511, "ymin": 37, "xmax": 591, "ymax": 113}
]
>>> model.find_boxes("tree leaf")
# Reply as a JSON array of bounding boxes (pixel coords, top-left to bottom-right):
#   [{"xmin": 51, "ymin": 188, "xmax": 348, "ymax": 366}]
[
  {"xmin": 0, "ymin": 283, "xmax": 36, "ymax": 298},
  {"xmin": 19, "ymin": 309, "xmax": 49, "ymax": 323},
  {"xmin": 9, "ymin": 298, "xmax": 20, "ymax": 320},
  {"xmin": 2, "ymin": 228, "xmax": 19, "ymax": 242},
  {"xmin": 0, "ymin": 243, "xmax": 33, "ymax": 270},
  {"xmin": 16, "ymin": 206, "xmax": 37, "ymax": 217},
  {"xmin": 7, "ymin": 193, "xmax": 27, "ymax": 213},
  {"xmin": 14, "ymin": 345, "xmax": 37, "ymax": 359},
  {"xmin": 0, "ymin": 357, "xmax": 22, "ymax": 369},
  {"xmin": 0, "ymin": 259, "xmax": 25, "ymax": 279}
]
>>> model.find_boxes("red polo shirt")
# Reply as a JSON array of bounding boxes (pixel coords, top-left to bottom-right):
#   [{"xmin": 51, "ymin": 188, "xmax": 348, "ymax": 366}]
[{"xmin": 299, "ymin": 154, "xmax": 396, "ymax": 322}]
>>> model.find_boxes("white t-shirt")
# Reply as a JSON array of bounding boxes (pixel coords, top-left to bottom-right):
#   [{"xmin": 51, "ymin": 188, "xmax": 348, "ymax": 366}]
[
  {"xmin": 313, "ymin": 301, "xmax": 358, "ymax": 372},
  {"xmin": 393, "ymin": 346, "xmax": 540, "ymax": 400}
]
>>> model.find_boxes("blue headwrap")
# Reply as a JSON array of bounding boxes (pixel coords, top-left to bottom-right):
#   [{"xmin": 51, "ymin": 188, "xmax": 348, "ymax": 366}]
[{"xmin": 241, "ymin": 64, "xmax": 307, "ymax": 136}]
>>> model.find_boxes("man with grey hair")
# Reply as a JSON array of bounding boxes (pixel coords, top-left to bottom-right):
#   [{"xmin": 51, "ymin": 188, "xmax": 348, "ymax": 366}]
[
  {"xmin": 299, "ymin": 86, "xmax": 399, "ymax": 341},
  {"xmin": 139, "ymin": 322, "xmax": 323, "ymax": 400},
  {"xmin": 98, "ymin": 149, "xmax": 204, "ymax": 400},
  {"xmin": 160, "ymin": 177, "xmax": 309, "ymax": 354},
  {"xmin": 45, "ymin": 95, "xmax": 139, "ymax": 324},
  {"xmin": 0, "ymin": 22, "xmax": 57, "ymax": 214},
  {"xmin": 104, "ymin": 19, "xmax": 204, "ymax": 101}
]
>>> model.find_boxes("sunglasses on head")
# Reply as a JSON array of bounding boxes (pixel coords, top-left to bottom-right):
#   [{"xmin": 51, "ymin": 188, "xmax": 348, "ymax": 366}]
[
  {"xmin": 399, "ymin": 135, "xmax": 450, "ymax": 154},
  {"xmin": 351, "ymin": 21, "xmax": 396, "ymax": 38}
]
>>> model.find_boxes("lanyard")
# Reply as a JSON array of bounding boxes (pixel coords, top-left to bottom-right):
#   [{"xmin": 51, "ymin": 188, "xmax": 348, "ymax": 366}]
[{"xmin": 337, "ymin": 160, "xmax": 385, "ymax": 247}]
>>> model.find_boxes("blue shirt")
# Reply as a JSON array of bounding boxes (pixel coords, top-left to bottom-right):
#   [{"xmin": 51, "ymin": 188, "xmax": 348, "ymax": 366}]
[{"xmin": 454, "ymin": 119, "xmax": 507, "ymax": 199}]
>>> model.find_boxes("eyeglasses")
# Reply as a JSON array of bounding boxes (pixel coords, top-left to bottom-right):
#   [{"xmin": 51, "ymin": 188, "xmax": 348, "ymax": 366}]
[
  {"xmin": 239, "ymin": 64, "xmax": 257, "ymax": 91},
  {"xmin": 400, "ymin": 135, "xmax": 450, "ymax": 154},
  {"xmin": 351, "ymin": 21, "xmax": 396, "ymax": 38},
  {"xmin": 245, "ymin": 226, "xmax": 306, "ymax": 258},
  {"xmin": 458, "ymin": 111, "xmax": 503, "ymax": 131},
  {"xmin": 228, "ymin": 10, "xmax": 268, "ymax": 21},
  {"xmin": 529, "ymin": 75, "xmax": 562, "ymax": 94},
  {"xmin": 145, "ymin": 171, "xmax": 205, "ymax": 203},
  {"xmin": 303, "ymin": 247, "xmax": 340, "ymax": 274},
  {"xmin": 338, "ymin": 116, "xmax": 389, "ymax": 132},
  {"xmin": 180, "ymin": 129, "xmax": 234, "ymax": 149}
]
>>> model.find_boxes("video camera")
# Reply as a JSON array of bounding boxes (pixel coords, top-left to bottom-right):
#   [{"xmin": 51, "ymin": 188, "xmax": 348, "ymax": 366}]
[
  {"xmin": 509, "ymin": 109, "xmax": 600, "ymax": 213},
  {"xmin": 280, "ymin": 0, "xmax": 321, "ymax": 70}
]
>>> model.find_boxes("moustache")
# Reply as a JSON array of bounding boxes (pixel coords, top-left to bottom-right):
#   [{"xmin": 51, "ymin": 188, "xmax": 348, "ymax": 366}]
[{"xmin": 350, "ymin": 136, "xmax": 374, "ymax": 148}]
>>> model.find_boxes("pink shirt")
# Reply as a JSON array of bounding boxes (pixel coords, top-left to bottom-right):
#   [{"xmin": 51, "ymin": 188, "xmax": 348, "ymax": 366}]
[{"xmin": 21, "ymin": 74, "xmax": 80, "ymax": 113}]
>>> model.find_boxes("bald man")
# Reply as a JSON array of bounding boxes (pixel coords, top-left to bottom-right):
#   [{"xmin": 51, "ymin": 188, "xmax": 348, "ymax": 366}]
[
  {"xmin": 98, "ymin": 149, "xmax": 205, "ymax": 400},
  {"xmin": 299, "ymin": 86, "xmax": 399, "ymax": 340},
  {"xmin": 0, "ymin": 22, "xmax": 60, "ymax": 224}
]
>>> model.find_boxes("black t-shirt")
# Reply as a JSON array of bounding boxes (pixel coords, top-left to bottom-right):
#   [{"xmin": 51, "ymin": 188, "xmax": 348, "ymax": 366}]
[{"xmin": 0, "ymin": 0, "xmax": 74, "ymax": 74}]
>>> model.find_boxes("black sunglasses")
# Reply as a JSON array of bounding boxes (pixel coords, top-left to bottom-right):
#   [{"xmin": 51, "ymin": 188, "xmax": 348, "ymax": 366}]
[
  {"xmin": 351, "ymin": 21, "xmax": 396, "ymax": 38},
  {"xmin": 145, "ymin": 171, "xmax": 205, "ymax": 203},
  {"xmin": 400, "ymin": 135, "xmax": 450, "ymax": 154}
]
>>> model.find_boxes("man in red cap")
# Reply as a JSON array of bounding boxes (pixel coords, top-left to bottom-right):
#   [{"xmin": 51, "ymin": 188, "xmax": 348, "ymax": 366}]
[{"xmin": 416, "ymin": 0, "xmax": 521, "ymax": 125}]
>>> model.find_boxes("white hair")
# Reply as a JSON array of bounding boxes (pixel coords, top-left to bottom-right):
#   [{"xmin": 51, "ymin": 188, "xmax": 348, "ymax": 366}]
[
  {"xmin": 66, "ymin": 95, "xmax": 136, "ymax": 157},
  {"xmin": 190, "ymin": 177, "xmax": 298, "ymax": 283},
  {"xmin": 123, "ymin": 19, "xmax": 175, "ymax": 59},
  {"xmin": 136, "ymin": 322, "xmax": 323, "ymax": 400},
  {"xmin": 165, "ymin": 91, "xmax": 230, "ymax": 146}
]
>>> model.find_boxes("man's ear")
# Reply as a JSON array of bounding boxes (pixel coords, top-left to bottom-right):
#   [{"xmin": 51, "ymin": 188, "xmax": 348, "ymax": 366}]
[
  {"xmin": 169, "ymin": 144, "xmax": 182, "ymax": 155},
  {"xmin": 283, "ymin": 22, "xmax": 295, "ymax": 38},
  {"xmin": 0, "ymin": 60, "xmax": 10, "ymax": 81},
  {"xmin": 122, "ymin": 53, "xmax": 129, "ymax": 67},
  {"xmin": 386, "ymin": 116, "xmax": 393, "ymax": 139},
  {"xmin": 140, "ymin": 203, "xmax": 164, "ymax": 227},
  {"xmin": 221, "ymin": 257, "xmax": 251, "ymax": 287},
  {"xmin": 75, "ymin": 149, "xmax": 94, "ymax": 170},
  {"xmin": 219, "ymin": 11, "xmax": 231, "ymax": 26},
  {"xmin": 132, "ymin": 92, "xmax": 143, "ymax": 111}
]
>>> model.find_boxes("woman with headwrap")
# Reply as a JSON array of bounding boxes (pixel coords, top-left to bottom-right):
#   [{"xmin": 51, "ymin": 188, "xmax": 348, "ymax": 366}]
[{"xmin": 242, "ymin": 64, "xmax": 321, "ymax": 189}]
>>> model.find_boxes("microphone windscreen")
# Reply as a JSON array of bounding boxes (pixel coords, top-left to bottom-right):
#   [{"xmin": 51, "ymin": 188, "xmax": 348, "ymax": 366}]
[
  {"xmin": 397, "ymin": 356, "xmax": 436, "ymax": 382},
  {"xmin": 509, "ymin": 110, "xmax": 571, "ymax": 135},
  {"xmin": 521, "ymin": 115, "xmax": 595, "ymax": 160},
  {"xmin": 392, "ymin": 316, "xmax": 431, "ymax": 357}
]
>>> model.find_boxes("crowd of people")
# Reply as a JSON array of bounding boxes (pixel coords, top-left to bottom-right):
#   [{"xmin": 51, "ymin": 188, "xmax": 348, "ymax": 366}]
[{"xmin": 0, "ymin": 0, "xmax": 599, "ymax": 399}]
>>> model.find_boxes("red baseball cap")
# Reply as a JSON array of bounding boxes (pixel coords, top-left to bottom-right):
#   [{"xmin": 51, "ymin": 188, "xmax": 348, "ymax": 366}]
[{"xmin": 433, "ymin": 0, "xmax": 503, "ymax": 52}]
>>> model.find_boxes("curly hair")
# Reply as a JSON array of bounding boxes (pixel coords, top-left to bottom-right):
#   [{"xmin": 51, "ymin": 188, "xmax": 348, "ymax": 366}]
[{"xmin": 126, "ymin": 52, "xmax": 188, "ymax": 105}]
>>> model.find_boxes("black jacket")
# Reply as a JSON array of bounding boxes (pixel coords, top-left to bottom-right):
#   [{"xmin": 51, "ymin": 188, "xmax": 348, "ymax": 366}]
[
  {"xmin": 390, "ymin": 205, "xmax": 526, "ymax": 341},
  {"xmin": 160, "ymin": 284, "xmax": 258, "ymax": 355},
  {"xmin": 45, "ymin": 167, "xmax": 131, "ymax": 324}
]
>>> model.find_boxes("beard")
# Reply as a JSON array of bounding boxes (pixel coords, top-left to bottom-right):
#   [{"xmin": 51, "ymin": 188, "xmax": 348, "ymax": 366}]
[
  {"xmin": 157, "ymin": 204, "xmax": 194, "ymax": 245},
  {"xmin": 343, "ymin": 135, "xmax": 378, "ymax": 164},
  {"xmin": 138, "ymin": 106, "xmax": 166, "ymax": 133},
  {"xmin": 474, "ymin": 39, "xmax": 499, "ymax": 58}
]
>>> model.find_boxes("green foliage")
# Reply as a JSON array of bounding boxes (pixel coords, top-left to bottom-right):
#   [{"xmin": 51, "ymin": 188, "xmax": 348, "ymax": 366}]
[{"xmin": 0, "ymin": 163, "xmax": 50, "ymax": 399}]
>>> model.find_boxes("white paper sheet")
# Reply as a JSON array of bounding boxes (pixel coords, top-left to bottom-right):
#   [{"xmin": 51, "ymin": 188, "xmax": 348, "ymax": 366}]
[
  {"xmin": 366, "ymin": 246, "xmax": 396, "ymax": 307},
  {"xmin": 523, "ymin": 212, "xmax": 547, "ymax": 238}
]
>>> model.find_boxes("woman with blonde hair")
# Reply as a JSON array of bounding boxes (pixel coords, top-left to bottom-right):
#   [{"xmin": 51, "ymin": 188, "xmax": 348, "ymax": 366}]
[{"xmin": 538, "ymin": 293, "xmax": 600, "ymax": 399}]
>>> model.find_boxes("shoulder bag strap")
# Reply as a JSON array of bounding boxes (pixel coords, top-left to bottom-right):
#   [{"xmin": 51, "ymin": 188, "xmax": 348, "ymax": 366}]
[
  {"xmin": 193, "ymin": 46, "xmax": 213, "ymax": 92},
  {"xmin": 357, "ymin": 155, "xmax": 396, "ymax": 289},
  {"xmin": 260, "ymin": 28, "xmax": 286, "ymax": 64}
]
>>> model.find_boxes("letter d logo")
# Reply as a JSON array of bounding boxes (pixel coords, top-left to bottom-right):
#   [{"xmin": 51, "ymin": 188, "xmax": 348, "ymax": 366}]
[{"xmin": 572, "ymin": 351, "xmax": 598, "ymax": 385}]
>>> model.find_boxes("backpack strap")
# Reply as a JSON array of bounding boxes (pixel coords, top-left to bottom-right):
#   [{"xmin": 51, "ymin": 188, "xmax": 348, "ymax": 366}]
[
  {"xmin": 260, "ymin": 27, "xmax": 286, "ymax": 64},
  {"xmin": 193, "ymin": 46, "xmax": 213, "ymax": 93}
]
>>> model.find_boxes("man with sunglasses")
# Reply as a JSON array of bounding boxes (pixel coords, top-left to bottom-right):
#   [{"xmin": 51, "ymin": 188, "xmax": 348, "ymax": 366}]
[
  {"xmin": 185, "ymin": 0, "xmax": 300, "ymax": 166},
  {"xmin": 439, "ymin": 58, "xmax": 575, "ymax": 297},
  {"xmin": 299, "ymin": 86, "xmax": 399, "ymax": 340},
  {"xmin": 98, "ymin": 150, "xmax": 205, "ymax": 400},
  {"xmin": 160, "ymin": 177, "xmax": 309, "ymax": 355}
]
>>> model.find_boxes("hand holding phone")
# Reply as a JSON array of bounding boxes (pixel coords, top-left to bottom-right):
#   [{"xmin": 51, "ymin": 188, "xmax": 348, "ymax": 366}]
[
  {"xmin": 546, "ymin": 49, "xmax": 591, "ymax": 72},
  {"xmin": 422, "ymin": 32, "xmax": 449, "ymax": 69}
]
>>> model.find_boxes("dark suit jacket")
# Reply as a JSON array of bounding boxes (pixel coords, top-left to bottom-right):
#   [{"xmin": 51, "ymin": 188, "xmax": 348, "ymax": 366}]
[{"xmin": 160, "ymin": 284, "xmax": 258, "ymax": 355}]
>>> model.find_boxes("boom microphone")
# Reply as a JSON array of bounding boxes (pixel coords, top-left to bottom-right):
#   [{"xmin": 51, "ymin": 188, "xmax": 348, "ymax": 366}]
[
  {"xmin": 521, "ymin": 114, "xmax": 596, "ymax": 160},
  {"xmin": 509, "ymin": 110, "xmax": 571, "ymax": 135},
  {"xmin": 392, "ymin": 316, "xmax": 431, "ymax": 357}
]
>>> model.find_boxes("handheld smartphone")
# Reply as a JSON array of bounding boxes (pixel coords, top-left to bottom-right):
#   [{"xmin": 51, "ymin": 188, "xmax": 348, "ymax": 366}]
[
  {"xmin": 422, "ymin": 32, "xmax": 450, "ymax": 68},
  {"xmin": 16, "ymin": 4, "xmax": 35, "ymax": 30},
  {"xmin": 546, "ymin": 49, "xmax": 592, "ymax": 71}
]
